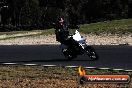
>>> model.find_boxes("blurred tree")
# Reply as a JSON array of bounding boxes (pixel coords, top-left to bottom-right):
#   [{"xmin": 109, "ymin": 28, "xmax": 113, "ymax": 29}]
[{"xmin": 0, "ymin": 0, "xmax": 131, "ymax": 31}]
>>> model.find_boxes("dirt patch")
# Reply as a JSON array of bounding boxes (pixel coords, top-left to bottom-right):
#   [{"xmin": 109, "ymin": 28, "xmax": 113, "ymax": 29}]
[{"xmin": 0, "ymin": 65, "xmax": 131, "ymax": 88}]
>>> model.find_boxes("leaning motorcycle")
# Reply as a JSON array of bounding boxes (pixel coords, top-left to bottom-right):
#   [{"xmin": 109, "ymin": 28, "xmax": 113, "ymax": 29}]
[{"xmin": 61, "ymin": 29, "xmax": 99, "ymax": 60}]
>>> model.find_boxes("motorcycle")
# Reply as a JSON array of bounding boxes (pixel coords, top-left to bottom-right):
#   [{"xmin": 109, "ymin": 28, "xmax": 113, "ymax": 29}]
[{"xmin": 60, "ymin": 29, "xmax": 98, "ymax": 60}]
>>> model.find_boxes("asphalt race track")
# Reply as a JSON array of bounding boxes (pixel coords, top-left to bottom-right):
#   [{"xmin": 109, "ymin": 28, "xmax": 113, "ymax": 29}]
[{"xmin": 0, "ymin": 45, "xmax": 132, "ymax": 69}]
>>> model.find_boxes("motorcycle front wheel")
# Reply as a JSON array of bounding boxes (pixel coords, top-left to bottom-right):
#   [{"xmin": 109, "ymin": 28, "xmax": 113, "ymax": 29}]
[{"xmin": 85, "ymin": 46, "xmax": 98, "ymax": 60}]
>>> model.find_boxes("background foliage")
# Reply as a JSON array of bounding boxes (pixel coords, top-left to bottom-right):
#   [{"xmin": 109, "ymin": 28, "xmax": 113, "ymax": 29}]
[{"xmin": 0, "ymin": 0, "xmax": 132, "ymax": 31}]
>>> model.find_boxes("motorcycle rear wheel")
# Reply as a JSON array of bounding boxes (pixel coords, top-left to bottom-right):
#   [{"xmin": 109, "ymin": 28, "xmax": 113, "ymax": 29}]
[
  {"xmin": 85, "ymin": 46, "xmax": 98, "ymax": 60},
  {"xmin": 62, "ymin": 49, "xmax": 77, "ymax": 60}
]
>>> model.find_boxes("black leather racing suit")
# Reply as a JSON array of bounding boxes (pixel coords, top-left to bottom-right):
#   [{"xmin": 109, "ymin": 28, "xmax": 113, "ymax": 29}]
[{"xmin": 55, "ymin": 21, "xmax": 69, "ymax": 45}]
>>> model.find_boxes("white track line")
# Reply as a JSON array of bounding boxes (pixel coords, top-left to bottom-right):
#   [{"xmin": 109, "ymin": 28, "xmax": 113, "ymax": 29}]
[
  {"xmin": 2, "ymin": 63, "xmax": 17, "ymax": 65},
  {"xmin": 0, "ymin": 63, "xmax": 132, "ymax": 72},
  {"xmin": 84, "ymin": 67, "xmax": 97, "ymax": 69},
  {"xmin": 65, "ymin": 66, "xmax": 78, "ymax": 68},
  {"xmin": 124, "ymin": 70, "xmax": 132, "ymax": 72},
  {"xmin": 24, "ymin": 64, "xmax": 38, "ymax": 66},
  {"xmin": 113, "ymin": 69, "xmax": 124, "ymax": 71},
  {"xmin": 98, "ymin": 68, "xmax": 111, "ymax": 70},
  {"xmin": 43, "ymin": 65, "xmax": 57, "ymax": 67}
]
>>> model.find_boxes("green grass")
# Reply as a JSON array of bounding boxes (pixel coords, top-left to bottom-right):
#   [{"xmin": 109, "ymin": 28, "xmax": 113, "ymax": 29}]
[
  {"xmin": 80, "ymin": 19, "xmax": 132, "ymax": 34},
  {"xmin": 46, "ymin": 19, "xmax": 132, "ymax": 34},
  {"xmin": 0, "ymin": 29, "xmax": 55, "ymax": 40},
  {"xmin": 0, "ymin": 30, "xmax": 40, "ymax": 35},
  {"xmin": 0, "ymin": 29, "xmax": 54, "ymax": 36},
  {"xmin": 40, "ymin": 19, "xmax": 132, "ymax": 35},
  {"xmin": 40, "ymin": 28, "xmax": 55, "ymax": 35},
  {"xmin": 0, "ymin": 19, "xmax": 132, "ymax": 39}
]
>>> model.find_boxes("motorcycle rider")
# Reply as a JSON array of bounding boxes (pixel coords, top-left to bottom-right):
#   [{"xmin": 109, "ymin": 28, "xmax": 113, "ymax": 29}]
[
  {"xmin": 54, "ymin": 17, "xmax": 69, "ymax": 45},
  {"xmin": 54, "ymin": 17, "xmax": 80, "ymax": 51}
]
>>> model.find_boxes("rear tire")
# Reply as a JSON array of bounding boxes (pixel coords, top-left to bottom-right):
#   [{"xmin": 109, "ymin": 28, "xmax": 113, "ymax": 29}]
[
  {"xmin": 85, "ymin": 46, "xmax": 98, "ymax": 60},
  {"xmin": 62, "ymin": 49, "xmax": 77, "ymax": 60}
]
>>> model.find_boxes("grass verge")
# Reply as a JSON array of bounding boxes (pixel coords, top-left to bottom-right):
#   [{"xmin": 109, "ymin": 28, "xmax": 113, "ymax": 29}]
[
  {"xmin": 80, "ymin": 19, "xmax": 132, "ymax": 34},
  {"xmin": 0, "ymin": 19, "xmax": 132, "ymax": 40},
  {"xmin": 0, "ymin": 29, "xmax": 54, "ymax": 40},
  {"xmin": 0, "ymin": 65, "xmax": 131, "ymax": 88}
]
